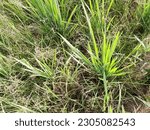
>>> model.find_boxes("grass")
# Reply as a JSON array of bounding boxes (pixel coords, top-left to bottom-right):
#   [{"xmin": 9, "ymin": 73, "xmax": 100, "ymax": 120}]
[
  {"xmin": 25, "ymin": 0, "xmax": 77, "ymax": 36},
  {"xmin": 61, "ymin": 0, "xmax": 143, "ymax": 112},
  {"xmin": 15, "ymin": 58, "xmax": 54, "ymax": 79},
  {"xmin": 140, "ymin": 0, "xmax": 150, "ymax": 32},
  {"xmin": 0, "ymin": 53, "xmax": 12, "ymax": 78},
  {"xmin": 0, "ymin": 0, "xmax": 150, "ymax": 113}
]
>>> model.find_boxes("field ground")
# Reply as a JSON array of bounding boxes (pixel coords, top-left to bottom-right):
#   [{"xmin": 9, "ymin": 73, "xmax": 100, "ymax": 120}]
[{"xmin": 0, "ymin": 0, "xmax": 150, "ymax": 113}]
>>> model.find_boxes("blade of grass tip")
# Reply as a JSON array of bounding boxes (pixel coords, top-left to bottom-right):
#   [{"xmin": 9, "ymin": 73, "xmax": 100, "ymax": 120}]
[
  {"xmin": 106, "ymin": 16, "xmax": 115, "ymax": 31},
  {"xmin": 88, "ymin": 0, "xmax": 94, "ymax": 14},
  {"xmin": 87, "ymin": 43, "xmax": 100, "ymax": 70},
  {"xmin": 35, "ymin": 57, "xmax": 52, "ymax": 74},
  {"xmin": 121, "ymin": 44, "xmax": 141, "ymax": 64},
  {"xmin": 25, "ymin": 0, "xmax": 39, "ymax": 19},
  {"xmin": 87, "ymin": 42, "xmax": 95, "ymax": 64},
  {"xmin": 52, "ymin": 0, "xmax": 62, "ymax": 27},
  {"xmin": 69, "ymin": 54, "xmax": 88, "ymax": 69},
  {"xmin": 43, "ymin": 0, "xmax": 52, "ymax": 18},
  {"xmin": 121, "ymin": 105, "xmax": 126, "ymax": 113},
  {"xmin": 136, "ymin": 97, "xmax": 150, "ymax": 107},
  {"xmin": 81, "ymin": 0, "xmax": 99, "ymax": 58},
  {"xmin": 30, "ymin": 0, "xmax": 44, "ymax": 17},
  {"xmin": 102, "ymin": 0, "xmax": 105, "ymax": 31},
  {"xmin": 108, "ymin": 58, "xmax": 117, "ymax": 70},
  {"xmin": 106, "ymin": 0, "xmax": 114, "ymax": 18},
  {"xmin": 15, "ymin": 58, "xmax": 34, "ymax": 70},
  {"xmin": 65, "ymin": 5, "xmax": 78, "ymax": 30},
  {"xmin": 37, "ymin": 0, "xmax": 47, "ymax": 17},
  {"xmin": 108, "ymin": 105, "xmax": 113, "ymax": 113},
  {"xmin": 35, "ymin": 83, "xmax": 59, "ymax": 99},
  {"xmin": 96, "ymin": 0, "xmax": 101, "ymax": 25},
  {"xmin": 60, "ymin": 34, "xmax": 92, "ymax": 66},
  {"xmin": 15, "ymin": 58, "xmax": 46, "ymax": 77},
  {"xmin": 36, "ymin": 61, "xmax": 52, "ymax": 77},
  {"xmin": 109, "ymin": 32, "xmax": 120, "ymax": 60},
  {"xmin": 134, "ymin": 35, "xmax": 146, "ymax": 49}
]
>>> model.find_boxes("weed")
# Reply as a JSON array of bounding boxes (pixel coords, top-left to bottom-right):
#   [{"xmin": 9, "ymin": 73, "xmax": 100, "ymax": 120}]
[
  {"xmin": 15, "ymin": 57, "xmax": 54, "ymax": 79},
  {"xmin": 25, "ymin": 0, "xmax": 77, "ymax": 36},
  {"xmin": 61, "ymin": 0, "xmax": 142, "ymax": 112}
]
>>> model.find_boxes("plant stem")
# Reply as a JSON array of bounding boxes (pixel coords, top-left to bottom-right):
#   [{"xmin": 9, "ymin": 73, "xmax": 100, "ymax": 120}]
[{"xmin": 103, "ymin": 70, "xmax": 109, "ymax": 112}]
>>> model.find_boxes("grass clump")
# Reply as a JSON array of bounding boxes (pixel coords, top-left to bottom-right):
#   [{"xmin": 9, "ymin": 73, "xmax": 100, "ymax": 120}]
[
  {"xmin": 61, "ymin": 0, "xmax": 143, "ymax": 112},
  {"xmin": 25, "ymin": 0, "xmax": 77, "ymax": 36},
  {"xmin": 15, "ymin": 58, "xmax": 54, "ymax": 79}
]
